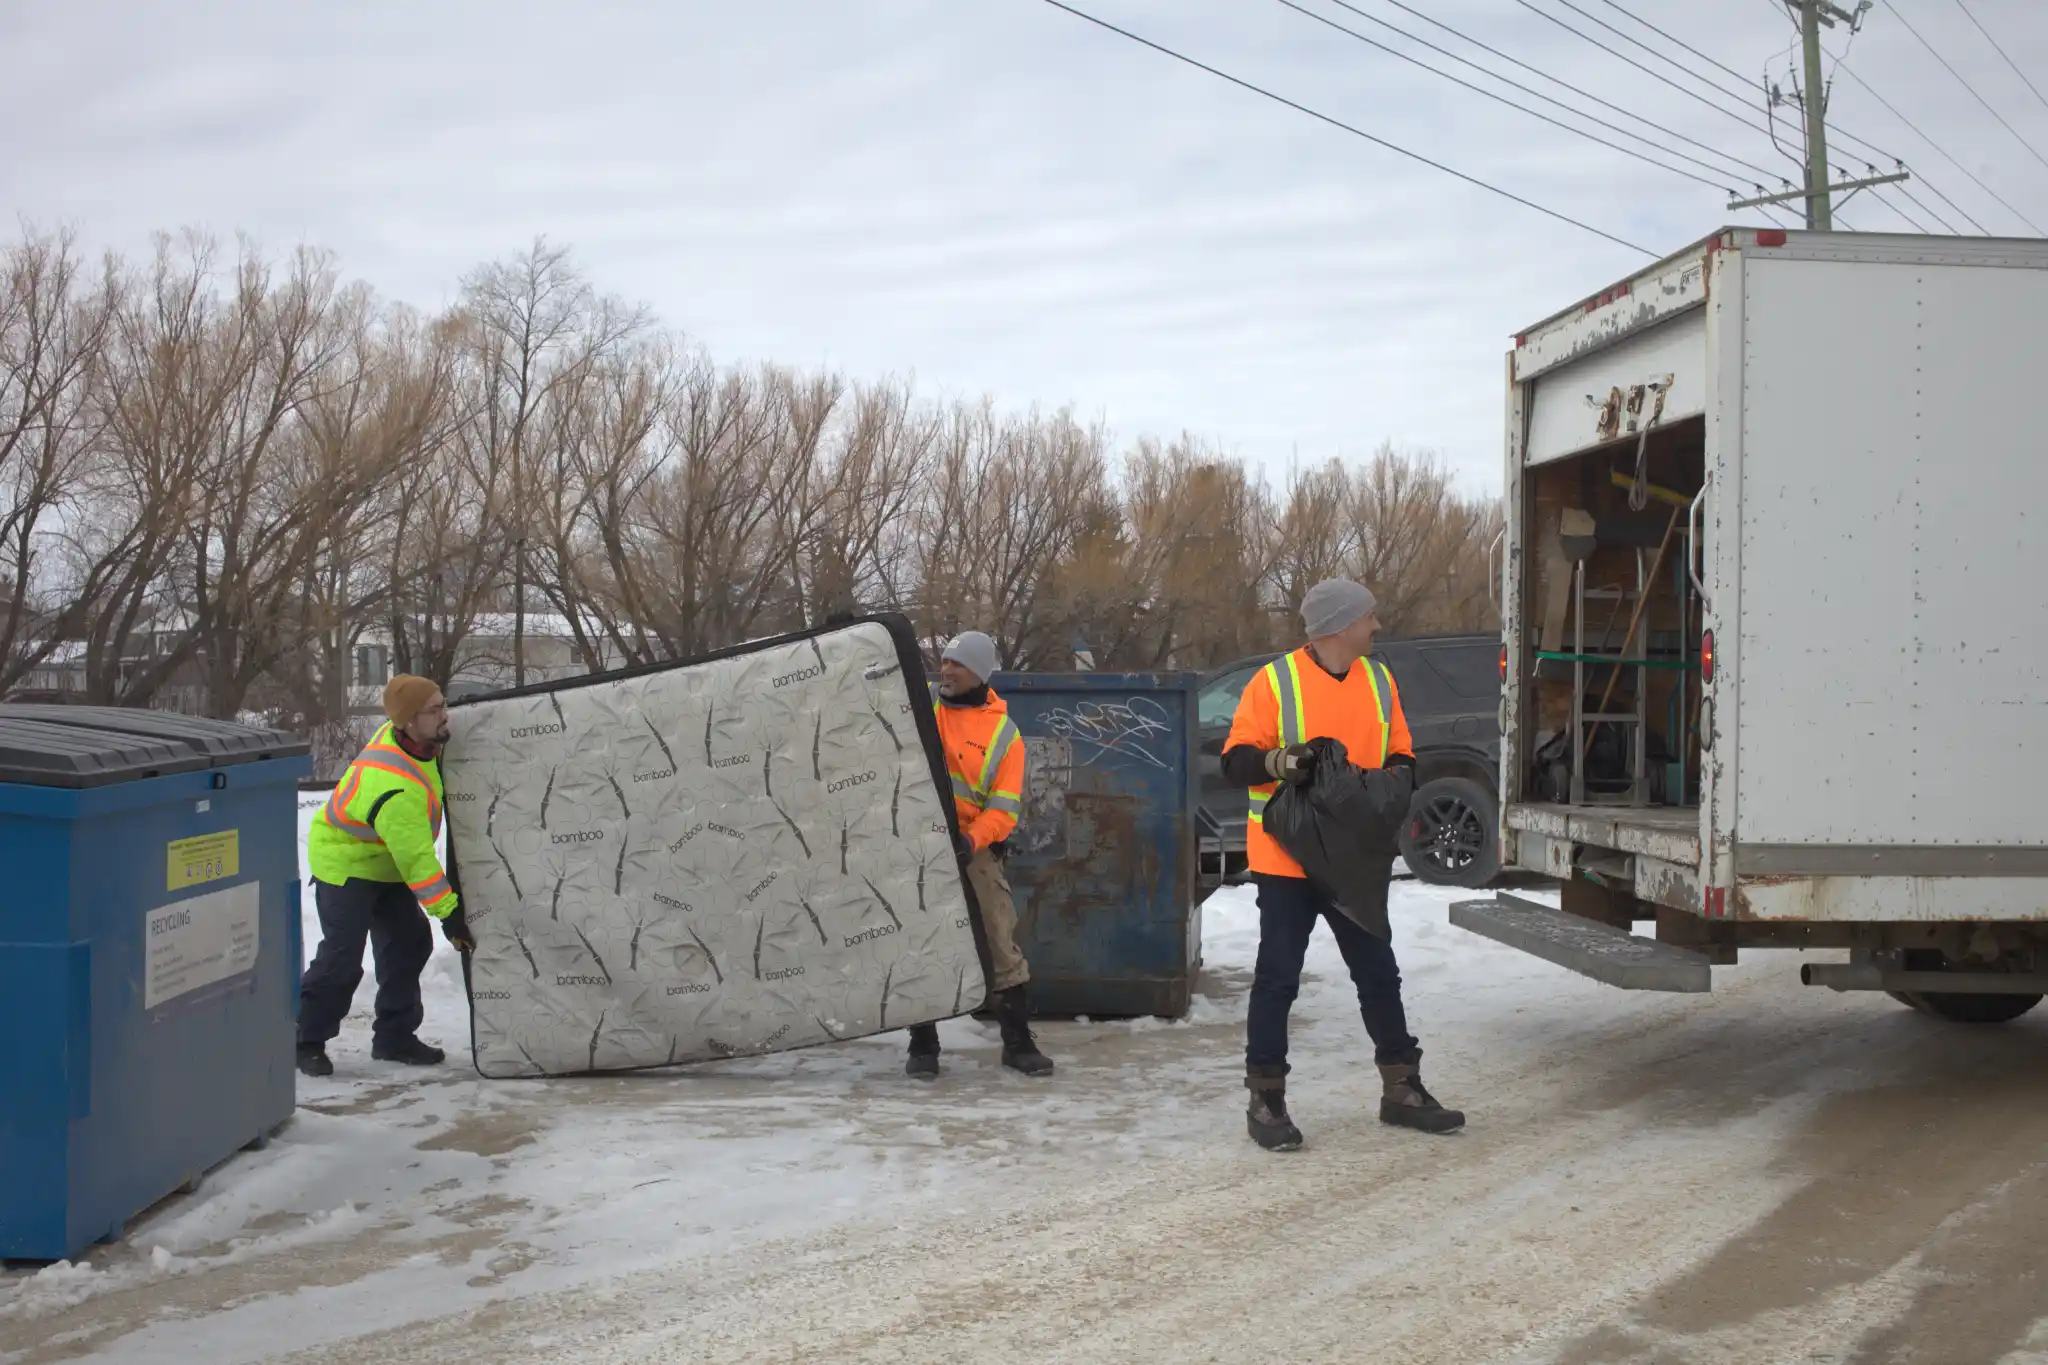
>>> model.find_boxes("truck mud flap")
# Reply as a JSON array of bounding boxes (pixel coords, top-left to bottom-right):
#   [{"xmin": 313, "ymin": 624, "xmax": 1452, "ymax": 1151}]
[{"xmin": 1450, "ymin": 892, "xmax": 1712, "ymax": 993}]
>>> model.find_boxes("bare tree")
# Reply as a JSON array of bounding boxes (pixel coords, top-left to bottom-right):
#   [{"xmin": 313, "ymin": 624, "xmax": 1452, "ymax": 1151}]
[
  {"xmin": 0, "ymin": 230, "xmax": 118, "ymax": 694},
  {"xmin": 0, "ymin": 224, "xmax": 1507, "ymax": 721},
  {"xmin": 453, "ymin": 239, "xmax": 647, "ymax": 681},
  {"xmin": 913, "ymin": 402, "xmax": 1109, "ymax": 668}
]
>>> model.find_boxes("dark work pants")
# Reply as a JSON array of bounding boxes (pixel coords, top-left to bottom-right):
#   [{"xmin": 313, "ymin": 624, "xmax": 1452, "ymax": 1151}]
[
  {"xmin": 1246, "ymin": 871, "xmax": 1419, "ymax": 1072},
  {"xmin": 298, "ymin": 878, "xmax": 433, "ymax": 1049}
]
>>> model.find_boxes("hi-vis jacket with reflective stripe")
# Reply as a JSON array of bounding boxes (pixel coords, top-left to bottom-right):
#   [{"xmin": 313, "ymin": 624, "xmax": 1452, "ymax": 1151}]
[
  {"xmin": 1224, "ymin": 646, "xmax": 1414, "ymax": 879},
  {"xmin": 307, "ymin": 723, "xmax": 458, "ymax": 917},
  {"xmin": 935, "ymin": 687, "xmax": 1025, "ymax": 852}
]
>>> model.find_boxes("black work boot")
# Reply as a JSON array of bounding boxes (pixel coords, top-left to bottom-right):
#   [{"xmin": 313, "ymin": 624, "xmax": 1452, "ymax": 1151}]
[
  {"xmin": 905, "ymin": 1023, "xmax": 941, "ymax": 1080},
  {"xmin": 1378, "ymin": 1050, "xmax": 1465, "ymax": 1134},
  {"xmin": 296, "ymin": 1043, "xmax": 334, "ymax": 1078},
  {"xmin": 1245, "ymin": 1067, "xmax": 1303, "ymax": 1151},
  {"xmin": 371, "ymin": 1037, "xmax": 446, "ymax": 1066},
  {"xmin": 994, "ymin": 986, "xmax": 1054, "ymax": 1076}
]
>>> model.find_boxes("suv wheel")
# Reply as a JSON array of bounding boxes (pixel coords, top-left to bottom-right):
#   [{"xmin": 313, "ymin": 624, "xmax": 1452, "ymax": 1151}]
[{"xmin": 1399, "ymin": 776, "xmax": 1500, "ymax": 889}]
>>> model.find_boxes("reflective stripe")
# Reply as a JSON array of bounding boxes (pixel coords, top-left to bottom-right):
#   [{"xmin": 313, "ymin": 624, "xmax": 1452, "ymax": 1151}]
[
  {"xmin": 983, "ymin": 791, "xmax": 1023, "ymax": 816},
  {"xmin": 1362, "ymin": 659, "xmax": 1390, "ymax": 765},
  {"xmin": 1263, "ymin": 658, "xmax": 1305, "ymax": 748},
  {"xmin": 358, "ymin": 728, "xmax": 442, "ymax": 825},
  {"xmin": 363, "ymin": 739, "xmax": 430, "ymax": 789},
  {"xmin": 950, "ymin": 774, "xmax": 976, "ymax": 802},
  {"xmin": 411, "ymin": 873, "xmax": 454, "ymax": 906},
  {"xmin": 322, "ymin": 768, "xmax": 380, "ymax": 841},
  {"xmin": 352, "ymin": 760, "xmax": 443, "ymax": 836},
  {"xmin": 976, "ymin": 718, "xmax": 1019, "ymax": 796}
]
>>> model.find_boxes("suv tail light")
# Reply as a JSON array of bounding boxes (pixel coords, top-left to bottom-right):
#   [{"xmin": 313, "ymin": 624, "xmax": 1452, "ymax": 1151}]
[
  {"xmin": 1701, "ymin": 629, "xmax": 1715, "ymax": 684},
  {"xmin": 1499, "ymin": 644, "xmax": 1508, "ymax": 681}
]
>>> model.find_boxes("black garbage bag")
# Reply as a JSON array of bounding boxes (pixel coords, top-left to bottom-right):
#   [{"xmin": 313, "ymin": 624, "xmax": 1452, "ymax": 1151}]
[{"xmin": 1263, "ymin": 736, "xmax": 1414, "ymax": 939}]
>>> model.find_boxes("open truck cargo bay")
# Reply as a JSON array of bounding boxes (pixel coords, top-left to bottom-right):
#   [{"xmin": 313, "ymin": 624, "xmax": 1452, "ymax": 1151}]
[{"xmin": 1465, "ymin": 228, "xmax": 2048, "ymax": 1015}]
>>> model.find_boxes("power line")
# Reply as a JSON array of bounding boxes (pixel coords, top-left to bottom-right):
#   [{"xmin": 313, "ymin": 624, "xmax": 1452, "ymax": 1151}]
[
  {"xmin": 1872, "ymin": 185, "xmax": 1929, "ymax": 230},
  {"xmin": 1590, "ymin": 0, "xmax": 1760, "ymax": 87},
  {"xmin": 1879, "ymin": 0, "xmax": 2048, "ymax": 174},
  {"xmin": 1952, "ymin": 0, "xmax": 2048, "ymax": 117},
  {"xmin": 1512, "ymin": 0, "xmax": 1788, "ymax": 140},
  {"xmin": 1895, "ymin": 181, "xmax": 1962, "ymax": 231},
  {"xmin": 1832, "ymin": 61, "xmax": 2039, "ymax": 230},
  {"xmin": 1521, "ymin": 0, "xmax": 1895, "ymax": 173},
  {"xmin": 1037, "ymin": 0, "xmax": 1657, "ymax": 255},
  {"xmin": 1341, "ymin": 0, "xmax": 1787, "ymax": 184},
  {"xmin": 1270, "ymin": 0, "xmax": 1745, "ymax": 192},
  {"xmin": 1595, "ymin": 0, "xmax": 1903, "ymax": 166}
]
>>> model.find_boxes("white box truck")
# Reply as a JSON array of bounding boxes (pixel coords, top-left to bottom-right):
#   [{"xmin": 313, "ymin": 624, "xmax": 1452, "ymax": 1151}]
[{"xmin": 1454, "ymin": 226, "xmax": 2048, "ymax": 1023}]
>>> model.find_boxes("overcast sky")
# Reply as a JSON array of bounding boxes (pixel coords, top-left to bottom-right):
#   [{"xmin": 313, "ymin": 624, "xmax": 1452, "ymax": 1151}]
[{"xmin": 6, "ymin": 0, "xmax": 2047, "ymax": 492}]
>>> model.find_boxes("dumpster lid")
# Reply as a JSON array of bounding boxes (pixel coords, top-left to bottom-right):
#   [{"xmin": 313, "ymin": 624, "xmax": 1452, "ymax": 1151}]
[{"xmin": 0, "ymin": 707, "xmax": 310, "ymax": 788}]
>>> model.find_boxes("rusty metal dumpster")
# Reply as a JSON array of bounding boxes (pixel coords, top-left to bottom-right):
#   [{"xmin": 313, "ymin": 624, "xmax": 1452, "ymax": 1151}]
[{"xmin": 987, "ymin": 671, "xmax": 1200, "ymax": 1019}]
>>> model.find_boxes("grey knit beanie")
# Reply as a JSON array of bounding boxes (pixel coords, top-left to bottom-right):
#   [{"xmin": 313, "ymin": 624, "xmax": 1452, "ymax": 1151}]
[
  {"xmin": 1300, "ymin": 579, "xmax": 1378, "ymax": 638},
  {"xmin": 941, "ymin": 631, "xmax": 1000, "ymax": 682}
]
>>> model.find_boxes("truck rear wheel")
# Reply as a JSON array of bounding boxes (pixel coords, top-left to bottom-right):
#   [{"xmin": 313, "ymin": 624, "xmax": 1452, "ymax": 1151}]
[{"xmin": 1888, "ymin": 950, "xmax": 2043, "ymax": 1025}]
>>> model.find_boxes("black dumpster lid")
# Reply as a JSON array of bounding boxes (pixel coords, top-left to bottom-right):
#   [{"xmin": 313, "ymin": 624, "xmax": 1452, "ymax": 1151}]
[{"xmin": 0, "ymin": 707, "xmax": 309, "ymax": 789}]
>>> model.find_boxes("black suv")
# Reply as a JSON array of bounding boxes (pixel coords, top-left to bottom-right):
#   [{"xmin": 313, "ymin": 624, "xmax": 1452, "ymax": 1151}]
[{"xmin": 1195, "ymin": 634, "xmax": 1502, "ymax": 888}]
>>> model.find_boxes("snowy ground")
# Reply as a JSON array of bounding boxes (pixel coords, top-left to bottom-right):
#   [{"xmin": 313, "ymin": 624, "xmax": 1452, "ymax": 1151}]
[{"xmin": 5, "ymin": 802, "xmax": 2048, "ymax": 1364}]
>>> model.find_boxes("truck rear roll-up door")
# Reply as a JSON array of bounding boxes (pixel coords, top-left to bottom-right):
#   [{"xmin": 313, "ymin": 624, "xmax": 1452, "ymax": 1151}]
[{"xmin": 1524, "ymin": 308, "xmax": 1707, "ymax": 468}]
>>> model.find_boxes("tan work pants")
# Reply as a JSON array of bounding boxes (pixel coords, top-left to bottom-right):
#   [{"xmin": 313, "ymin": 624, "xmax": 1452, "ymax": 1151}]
[{"xmin": 966, "ymin": 847, "xmax": 1030, "ymax": 992}]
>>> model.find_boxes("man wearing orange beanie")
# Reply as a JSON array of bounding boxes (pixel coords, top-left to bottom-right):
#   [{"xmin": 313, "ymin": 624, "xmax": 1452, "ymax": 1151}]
[{"xmin": 298, "ymin": 675, "xmax": 469, "ymax": 1077}]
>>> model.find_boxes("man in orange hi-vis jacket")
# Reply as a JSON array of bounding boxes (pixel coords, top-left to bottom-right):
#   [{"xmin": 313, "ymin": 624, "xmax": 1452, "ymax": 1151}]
[
  {"xmin": 1223, "ymin": 579, "xmax": 1465, "ymax": 1150},
  {"xmin": 904, "ymin": 631, "xmax": 1054, "ymax": 1080}
]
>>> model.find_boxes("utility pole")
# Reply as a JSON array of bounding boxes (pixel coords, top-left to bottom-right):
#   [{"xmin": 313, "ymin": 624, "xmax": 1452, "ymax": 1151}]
[
  {"xmin": 1799, "ymin": 0, "xmax": 1834, "ymax": 229},
  {"xmin": 1732, "ymin": 2, "xmax": 1900, "ymax": 229}
]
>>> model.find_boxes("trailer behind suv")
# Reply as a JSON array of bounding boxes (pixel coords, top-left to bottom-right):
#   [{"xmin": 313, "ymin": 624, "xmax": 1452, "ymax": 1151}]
[{"xmin": 1456, "ymin": 227, "xmax": 2048, "ymax": 1023}]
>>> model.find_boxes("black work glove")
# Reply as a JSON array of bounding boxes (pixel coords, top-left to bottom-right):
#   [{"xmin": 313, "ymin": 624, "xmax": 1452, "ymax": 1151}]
[
  {"xmin": 1262, "ymin": 742, "xmax": 1318, "ymax": 787},
  {"xmin": 439, "ymin": 904, "xmax": 474, "ymax": 953},
  {"xmin": 952, "ymin": 831, "xmax": 976, "ymax": 861}
]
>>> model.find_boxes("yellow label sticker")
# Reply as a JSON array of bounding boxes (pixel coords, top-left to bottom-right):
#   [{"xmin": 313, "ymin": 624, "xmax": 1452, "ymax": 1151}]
[{"xmin": 168, "ymin": 830, "xmax": 240, "ymax": 890}]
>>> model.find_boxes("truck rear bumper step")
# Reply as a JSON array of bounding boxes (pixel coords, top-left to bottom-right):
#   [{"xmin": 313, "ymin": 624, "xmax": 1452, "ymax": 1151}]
[{"xmin": 1450, "ymin": 893, "xmax": 1712, "ymax": 993}]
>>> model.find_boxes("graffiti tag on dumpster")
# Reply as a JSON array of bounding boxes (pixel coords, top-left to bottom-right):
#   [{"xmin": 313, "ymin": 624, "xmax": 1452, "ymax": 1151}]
[
  {"xmin": 1040, "ymin": 698, "xmax": 1173, "ymax": 769},
  {"xmin": 1013, "ymin": 736, "xmax": 1072, "ymax": 856}
]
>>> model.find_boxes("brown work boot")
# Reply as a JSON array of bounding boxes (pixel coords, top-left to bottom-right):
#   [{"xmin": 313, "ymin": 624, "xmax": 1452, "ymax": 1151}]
[
  {"xmin": 1245, "ymin": 1066, "xmax": 1304, "ymax": 1151},
  {"xmin": 1378, "ymin": 1051, "xmax": 1465, "ymax": 1134}
]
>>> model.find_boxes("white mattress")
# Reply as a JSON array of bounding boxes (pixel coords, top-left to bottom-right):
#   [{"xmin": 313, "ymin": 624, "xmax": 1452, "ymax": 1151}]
[{"xmin": 442, "ymin": 619, "xmax": 988, "ymax": 1076}]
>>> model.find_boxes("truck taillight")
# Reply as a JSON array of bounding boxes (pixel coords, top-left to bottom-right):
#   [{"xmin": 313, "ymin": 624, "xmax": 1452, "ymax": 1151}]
[
  {"xmin": 1500, "ymin": 644, "xmax": 1508, "ymax": 680},
  {"xmin": 1701, "ymin": 629, "xmax": 1715, "ymax": 684}
]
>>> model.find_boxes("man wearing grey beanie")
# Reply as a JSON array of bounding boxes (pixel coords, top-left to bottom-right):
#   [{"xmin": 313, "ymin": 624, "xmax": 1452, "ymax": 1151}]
[
  {"xmin": 1220, "ymin": 579, "xmax": 1465, "ymax": 1148},
  {"xmin": 903, "ymin": 630, "xmax": 1055, "ymax": 1079}
]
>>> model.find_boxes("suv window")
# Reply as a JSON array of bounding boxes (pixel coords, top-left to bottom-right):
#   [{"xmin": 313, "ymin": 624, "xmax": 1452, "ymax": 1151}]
[
  {"xmin": 1416, "ymin": 641, "xmax": 1500, "ymax": 700},
  {"xmin": 1375, "ymin": 644, "xmax": 1445, "ymax": 717},
  {"xmin": 1198, "ymin": 664, "xmax": 1263, "ymax": 729}
]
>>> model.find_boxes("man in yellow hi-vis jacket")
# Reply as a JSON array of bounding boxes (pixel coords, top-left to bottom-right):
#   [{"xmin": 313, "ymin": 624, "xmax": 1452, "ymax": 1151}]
[{"xmin": 297, "ymin": 675, "xmax": 470, "ymax": 1077}]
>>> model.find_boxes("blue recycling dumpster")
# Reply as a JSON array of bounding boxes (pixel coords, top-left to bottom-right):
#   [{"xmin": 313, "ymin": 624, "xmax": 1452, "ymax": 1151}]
[
  {"xmin": 0, "ymin": 706, "xmax": 308, "ymax": 1261},
  {"xmin": 988, "ymin": 672, "xmax": 1201, "ymax": 1018}
]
